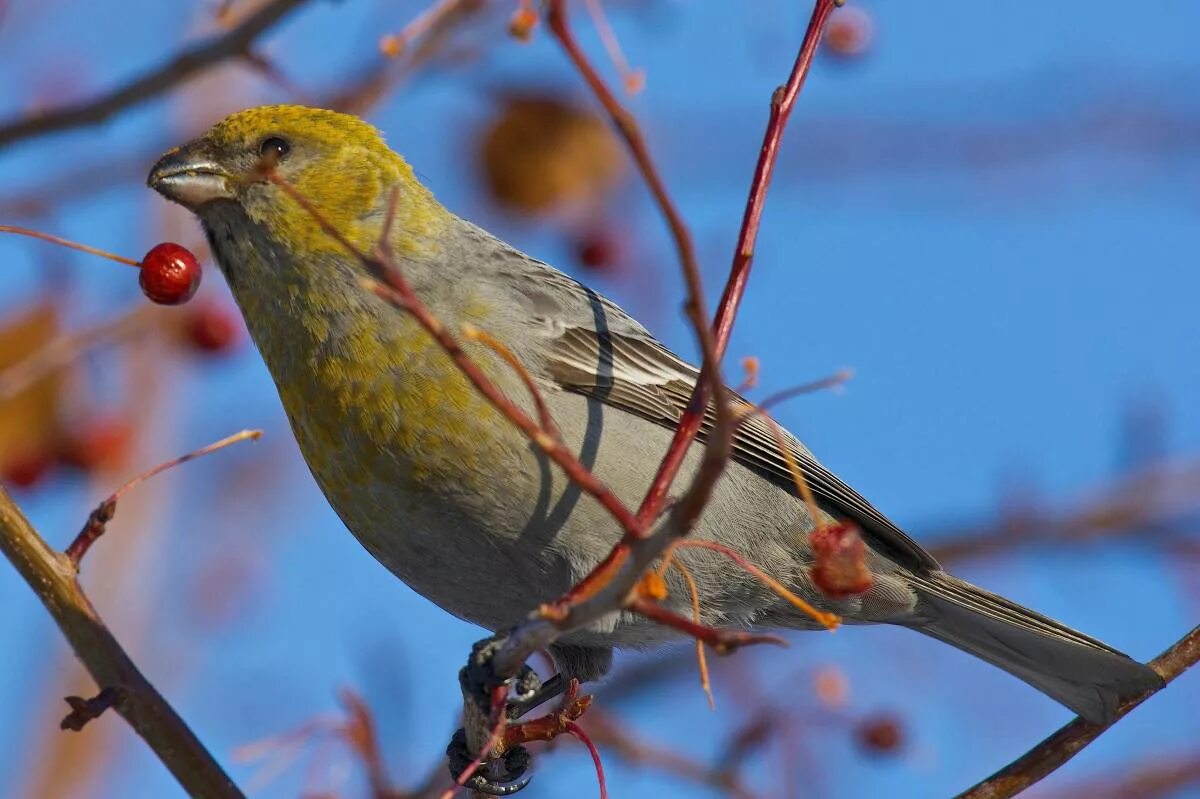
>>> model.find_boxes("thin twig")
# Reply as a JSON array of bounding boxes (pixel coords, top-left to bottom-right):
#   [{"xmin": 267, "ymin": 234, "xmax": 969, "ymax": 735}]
[
  {"xmin": 582, "ymin": 711, "xmax": 756, "ymax": 798},
  {"xmin": 65, "ymin": 430, "xmax": 262, "ymax": 567},
  {"xmin": 0, "ymin": 224, "xmax": 140, "ymax": 266},
  {"xmin": 543, "ymin": 0, "xmax": 732, "ymax": 535},
  {"xmin": 633, "ymin": 0, "xmax": 843, "ymax": 524},
  {"xmin": 672, "ymin": 539, "xmax": 839, "ymax": 629},
  {"xmin": 629, "ymin": 597, "xmax": 787, "ymax": 653},
  {"xmin": 460, "ymin": 322, "xmax": 560, "ymax": 439},
  {"xmin": 270, "ymin": 168, "xmax": 645, "ymax": 540}
]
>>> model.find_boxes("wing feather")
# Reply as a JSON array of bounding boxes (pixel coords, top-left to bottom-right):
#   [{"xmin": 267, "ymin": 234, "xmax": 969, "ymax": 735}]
[{"xmin": 545, "ymin": 326, "xmax": 941, "ymax": 572}]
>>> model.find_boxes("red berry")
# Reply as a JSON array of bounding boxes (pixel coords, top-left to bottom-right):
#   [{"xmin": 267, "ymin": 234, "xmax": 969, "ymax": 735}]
[
  {"xmin": 855, "ymin": 715, "xmax": 904, "ymax": 755},
  {"xmin": 57, "ymin": 417, "xmax": 134, "ymax": 472},
  {"xmin": 575, "ymin": 228, "xmax": 619, "ymax": 272},
  {"xmin": 3, "ymin": 450, "xmax": 53, "ymax": 490},
  {"xmin": 824, "ymin": 7, "xmax": 873, "ymax": 58},
  {"xmin": 184, "ymin": 303, "xmax": 240, "ymax": 354},
  {"xmin": 139, "ymin": 242, "xmax": 201, "ymax": 305}
]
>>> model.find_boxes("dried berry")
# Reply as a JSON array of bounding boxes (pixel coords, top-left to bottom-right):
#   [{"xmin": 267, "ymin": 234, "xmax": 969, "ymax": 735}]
[{"xmin": 810, "ymin": 521, "xmax": 873, "ymax": 598}]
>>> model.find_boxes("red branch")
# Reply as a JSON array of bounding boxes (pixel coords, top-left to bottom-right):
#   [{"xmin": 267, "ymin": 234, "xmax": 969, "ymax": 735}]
[
  {"xmin": 629, "ymin": 597, "xmax": 787, "ymax": 653},
  {"xmin": 543, "ymin": 0, "xmax": 729, "ymax": 531},
  {"xmin": 639, "ymin": 0, "xmax": 843, "ymax": 522},
  {"xmin": 566, "ymin": 720, "xmax": 609, "ymax": 799}
]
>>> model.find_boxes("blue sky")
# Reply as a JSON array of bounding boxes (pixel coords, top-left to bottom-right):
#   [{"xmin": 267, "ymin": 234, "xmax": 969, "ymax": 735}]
[{"xmin": 1, "ymin": 1, "xmax": 1198, "ymax": 797}]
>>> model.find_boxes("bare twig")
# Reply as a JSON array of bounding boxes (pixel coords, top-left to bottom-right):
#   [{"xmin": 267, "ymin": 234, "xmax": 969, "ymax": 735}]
[
  {"xmin": 0, "ymin": 0, "xmax": 311, "ymax": 150},
  {"xmin": 0, "ymin": 224, "xmax": 141, "ymax": 266},
  {"xmin": 0, "ymin": 488, "xmax": 244, "ymax": 797},
  {"xmin": 955, "ymin": 625, "xmax": 1200, "ymax": 799},
  {"xmin": 65, "ymin": 430, "xmax": 262, "ymax": 567},
  {"xmin": 460, "ymin": 322, "xmax": 560, "ymax": 439},
  {"xmin": 268, "ymin": 170, "xmax": 643, "ymax": 537},
  {"xmin": 629, "ymin": 597, "xmax": 787, "ymax": 653}
]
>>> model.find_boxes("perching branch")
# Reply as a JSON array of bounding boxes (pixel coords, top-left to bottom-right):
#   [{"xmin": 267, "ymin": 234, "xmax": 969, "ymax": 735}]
[
  {"xmin": 955, "ymin": 624, "xmax": 1200, "ymax": 799},
  {"xmin": 0, "ymin": 488, "xmax": 244, "ymax": 798},
  {"xmin": 0, "ymin": 0, "xmax": 311, "ymax": 151}
]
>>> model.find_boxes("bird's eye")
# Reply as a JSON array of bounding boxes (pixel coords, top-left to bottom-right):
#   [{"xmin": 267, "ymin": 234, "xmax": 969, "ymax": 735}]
[{"xmin": 259, "ymin": 136, "xmax": 290, "ymax": 161}]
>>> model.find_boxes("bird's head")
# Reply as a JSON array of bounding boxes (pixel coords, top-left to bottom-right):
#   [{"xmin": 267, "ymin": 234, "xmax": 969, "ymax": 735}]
[{"xmin": 148, "ymin": 105, "xmax": 450, "ymax": 257}]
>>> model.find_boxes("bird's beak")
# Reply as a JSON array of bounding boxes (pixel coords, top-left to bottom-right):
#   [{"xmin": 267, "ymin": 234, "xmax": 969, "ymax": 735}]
[{"xmin": 148, "ymin": 141, "xmax": 235, "ymax": 209}]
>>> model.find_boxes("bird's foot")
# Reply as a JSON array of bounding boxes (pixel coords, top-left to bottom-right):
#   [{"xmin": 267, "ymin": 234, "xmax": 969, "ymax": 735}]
[
  {"xmin": 446, "ymin": 728, "xmax": 533, "ymax": 796},
  {"xmin": 447, "ymin": 635, "xmax": 543, "ymax": 795}
]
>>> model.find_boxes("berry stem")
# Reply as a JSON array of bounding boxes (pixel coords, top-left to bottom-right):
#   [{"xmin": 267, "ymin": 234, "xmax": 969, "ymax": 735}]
[{"xmin": 0, "ymin": 225, "xmax": 141, "ymax": 267}]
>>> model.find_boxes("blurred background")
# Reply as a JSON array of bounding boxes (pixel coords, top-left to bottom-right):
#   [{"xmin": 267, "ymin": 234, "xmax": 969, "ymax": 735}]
[{"xmin": 1, "ymin": 0, "xmax": 1198, "ymax": 796}]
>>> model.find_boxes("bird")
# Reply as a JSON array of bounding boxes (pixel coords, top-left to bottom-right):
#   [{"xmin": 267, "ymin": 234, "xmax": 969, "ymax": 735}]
[{"xmin": 149, "ymin": 104, "xmax": 1162, "ymax": 725}]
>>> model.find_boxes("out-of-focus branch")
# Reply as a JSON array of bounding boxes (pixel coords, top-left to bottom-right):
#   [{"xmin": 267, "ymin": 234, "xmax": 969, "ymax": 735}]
[
  {"xmin": 0, "ymin": 488, "xmax": 244, "ymax": 798},
  {"xmin": 0, "ymin": 0, "xmax": 311, "ymax": 151},
  {"xmin": 1050, "ymin": 749, "xmax": 1200, "ymax": 799},
  {"xmin": 0, "ymin": 306, "xmax": 155, "ymax": 401},
  {"xmin": 955, "ymin": 624, "xmax": 1200, "ymax": 799},
  {"xmin": 929, "ymin": 458, "xmax": 1200, "ymax": 563},
  {"xmin": 582, "ymin": 710, "xmax": 757, "ymax": 799}
]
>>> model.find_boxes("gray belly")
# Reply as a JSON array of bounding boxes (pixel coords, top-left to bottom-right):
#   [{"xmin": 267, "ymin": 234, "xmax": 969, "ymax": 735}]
[{"xmin": 295, "ymin": 386, "xmax": 840, "ymax": 641}]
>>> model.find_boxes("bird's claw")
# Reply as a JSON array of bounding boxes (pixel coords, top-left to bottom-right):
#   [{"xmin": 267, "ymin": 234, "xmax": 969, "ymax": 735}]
[
  {"xmin": 460, "ymin": 635, "xmax": 542, "ymax": 714},
  {"xmin": 449, "ymin": 634, "xmax": 542, "ymax": 795},
  {"xmin": 447, "ymin": 728, "xmax": 532, "ymax": 796}
]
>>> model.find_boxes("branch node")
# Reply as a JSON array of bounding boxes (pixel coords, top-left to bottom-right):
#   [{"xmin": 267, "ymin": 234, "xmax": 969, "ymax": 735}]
[{"xmin": 60, "ymin": 686, "xmax": 123, "ymax": 731}]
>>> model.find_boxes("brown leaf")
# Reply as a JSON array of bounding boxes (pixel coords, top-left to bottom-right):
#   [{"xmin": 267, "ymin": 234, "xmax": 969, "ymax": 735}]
[
  {"xmin": 0, "ymin": 303, "xmax": 65, "ymax": 468},
  {"xmin": 477, "ymin": 93, "xmax": 626, "ymax": 215}
]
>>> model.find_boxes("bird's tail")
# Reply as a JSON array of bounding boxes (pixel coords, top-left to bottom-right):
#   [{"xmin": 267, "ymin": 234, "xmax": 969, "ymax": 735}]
[{"xmin": 904, "ymin": 571, "xmax": 1163, "ymax": 723}]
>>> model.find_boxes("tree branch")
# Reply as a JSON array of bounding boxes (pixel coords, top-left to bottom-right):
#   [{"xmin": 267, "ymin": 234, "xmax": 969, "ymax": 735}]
[
  {"xmin": 0, "ymin": 0, "xmax": 311, "ymax": 151},
  {"xmin": 485, "ymin": 0, "xmax": 843, "ymax": 677},
  {"xmin": 955, "ymin": 624, "xmax": 1200, "ymax": 799},
  {"xmin": 0, "ymin": 488, "xmax": 244, "ymax": 797}
]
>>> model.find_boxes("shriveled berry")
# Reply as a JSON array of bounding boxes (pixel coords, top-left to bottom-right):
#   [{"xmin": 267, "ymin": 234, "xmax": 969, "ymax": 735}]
[
  {"xmin": 183, "ymin": 303, "xmax": 241, "ymax": 354},
  {"xmin": 57, "ymin": 417, "xmax": 134, "ymax": 472},
  {"xmin": 810, "ymin": 521, "xmax": 873, "ymax": 598},
  {"xmin": 140, "ymin": 243, "xmax": 201, "ymax": 305},
  {"xmin": 509, "ymin": 8, "xmax": 537, "ymax": 41},
  {"xmin": 3, "ymin": 450, "xmax": 53, "ymax": 490},
  {"xmin": 855, "ymin": 715, "xmax": 904, "ymax": 755}
]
